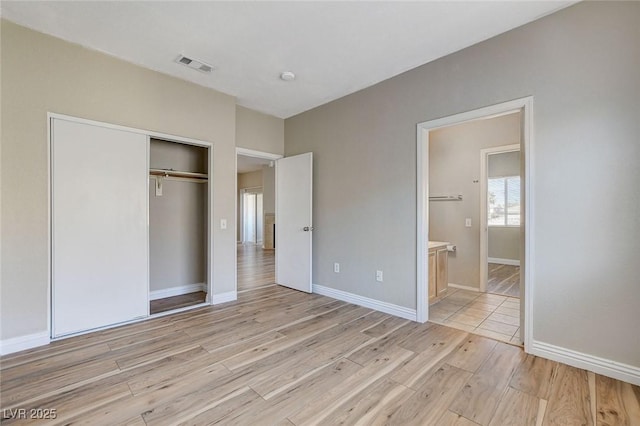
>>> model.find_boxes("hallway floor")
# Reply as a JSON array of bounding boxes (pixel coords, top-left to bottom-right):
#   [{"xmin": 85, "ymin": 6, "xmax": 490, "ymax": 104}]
[{"xmin": 237, "ymin": 243, "xmax": 275, "ymax": 291}]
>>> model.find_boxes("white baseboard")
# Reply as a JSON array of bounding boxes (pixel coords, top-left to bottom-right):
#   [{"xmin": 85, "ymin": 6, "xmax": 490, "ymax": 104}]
[
  {"xmin": 211, "ymin": 291, "xmax": 237, "ymax": 305},
  {"xmin": 448, "ymin": 283, "xmax": 480, "ymax": 292},
  {"xmin": 312, "ymin": 284, "xmax": 416, "ymax": 321},
  {"xmin": 531, "ymin": 340, "xmax": 640, "ymax": 386},
  {"xmin": 149, "ymin": 283, "xmax": 206, "ymax": 301},
  {"xmin": 0, "ymin": 331, "xmax": 50, "ymax": 355},
  {"xmin": 488, "ymin": 257, "xmax": 520, "ymax": 266}
]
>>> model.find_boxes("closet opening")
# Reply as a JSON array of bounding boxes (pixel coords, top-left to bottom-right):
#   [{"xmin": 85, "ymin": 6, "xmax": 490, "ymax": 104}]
[{"xmin": 149, "ymin": 138, "xmax": 209, "ymax": 315}]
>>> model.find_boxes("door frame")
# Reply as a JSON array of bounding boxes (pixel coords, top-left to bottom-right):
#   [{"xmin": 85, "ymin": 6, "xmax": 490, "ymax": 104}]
[
  {"xmin": 48, "ymin": 112, "xmax": 215, "ymax": 339},
  {"xmin": 416, "ymin": 96, "xmax": 534, "ymax": 350},
  {"xmin": 235, "ymin": 148, "xmax": 283, "ymax": 292},
  {"xmin": 479, "ymin": 144, "xmax": 520, "ymax": 293}
]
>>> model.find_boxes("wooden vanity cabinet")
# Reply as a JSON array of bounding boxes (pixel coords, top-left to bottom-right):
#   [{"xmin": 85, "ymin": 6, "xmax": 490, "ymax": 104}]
[
  {"xmin": 428, "ymin": 251, "xmax": 437, "ymax": 300},
  {"xmin": 428, "ymin": 243, "xmax": 449, "ymax": 304}
]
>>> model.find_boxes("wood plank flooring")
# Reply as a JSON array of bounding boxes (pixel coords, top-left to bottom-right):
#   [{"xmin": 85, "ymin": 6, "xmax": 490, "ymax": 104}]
[
  {"xmin": 150, "ymin": 291, "xmax": 207, "ymax": 315},
  {"xmin": 1, "ymin": 249, "xmax": 638, "ymax": 424},
  {"xmin": 237, "ymin": 244, "xmax": 275, "ymax": 291},
  {"xmin": 487, "ymin": 263, "xmax": 520, "ymax": 298}
]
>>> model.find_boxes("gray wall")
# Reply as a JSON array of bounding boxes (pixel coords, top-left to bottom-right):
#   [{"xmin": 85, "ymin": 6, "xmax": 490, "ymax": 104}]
[
  {"xmin": 285, "ymin": 2, "xmax": 640, "ymax": 367},
  {"xmin": 488, "ymin": 150, "xmax": 521, "ymax": 263},
  {"xmin": 429, "ymin": 113, "xmax": 521, "ymax": 288},
  {"xmin": 149, "ymin": 140, "xmax": 207, "ymax": 292}
]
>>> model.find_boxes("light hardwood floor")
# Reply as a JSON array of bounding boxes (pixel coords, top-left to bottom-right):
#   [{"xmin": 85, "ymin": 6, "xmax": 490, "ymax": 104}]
[
  {"xmin": 237, "ymin": 244, "xmax": 275, "ymax": 291},
  {"xmin": 487, "ymin": 263, "xmax": 520, "ymax": 298},
  {"xmin": 2, "ymin": 253, "xmax": 639, "ymax": 424}
]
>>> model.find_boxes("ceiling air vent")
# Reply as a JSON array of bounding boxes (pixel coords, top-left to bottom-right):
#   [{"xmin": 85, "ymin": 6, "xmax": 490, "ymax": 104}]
[{"xmin": 175, "ymin": 54, "xmax": 214, "ymax": 73}]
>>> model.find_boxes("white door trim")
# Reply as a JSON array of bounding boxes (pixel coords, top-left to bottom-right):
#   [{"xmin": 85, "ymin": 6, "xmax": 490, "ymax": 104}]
[
  {"xmin": 48, "ymin": 112, "xmax": 216, "ymax": 340},
  {"xmin": 479, "ymin": 144, "xmax": 520, "ymax": 293},
  {"xmin": 416, "ymin": 96, "xmax": 534, "ymax": 352}
]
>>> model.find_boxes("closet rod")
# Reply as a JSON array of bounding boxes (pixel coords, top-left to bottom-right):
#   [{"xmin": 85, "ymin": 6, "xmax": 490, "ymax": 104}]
[
  {"xmin": 149, "ymin": 168, "xmax": 208, "ymax": 180},
  {"xmin": 429, "ymin": 195, "xmax": 462, "ymax": 201}
]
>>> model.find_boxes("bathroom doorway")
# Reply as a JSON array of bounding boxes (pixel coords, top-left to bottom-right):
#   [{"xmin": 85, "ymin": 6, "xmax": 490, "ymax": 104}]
[{"xmin": 416, "ymin": 97, "xmax": 533, "ymax": 349}]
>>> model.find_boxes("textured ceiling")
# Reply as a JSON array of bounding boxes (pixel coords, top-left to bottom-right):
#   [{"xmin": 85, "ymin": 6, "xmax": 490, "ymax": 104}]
[{"xmin": 1, "ymin": 1, "xmax": 574, "ymax": 118}]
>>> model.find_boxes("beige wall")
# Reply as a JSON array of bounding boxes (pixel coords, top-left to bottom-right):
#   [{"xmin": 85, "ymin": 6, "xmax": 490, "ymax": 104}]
[
  {"xmin": 487, "ymin": 151, "xmax": 520, "ymax": 262},
  {"xmin": 149, "ymin": 140, "xmax": 207, "ymax": 292},
  {"xmin": 0, "ymin": 21, "xmax": 238, "ymax": 340},
  {"xmin": 488, "ymin": 227, "xmax": 520, "ymax": 262},
  {"xmin": 238, "ymin": 170, "xmax": 263, "ymax": 189},
  {"xmin": 236, "ymin": 106, "xmax": 284, "ymax": 155},
  {"xmin": 285, "ymin": 2, "xmax": 640, "ymax": 367},
  {"xmin": 262, "ymin": 165, "xmax": 275, "ymax": 215},
  {"xmin": 429, "ymin": 113, "xmax": 521, "ymax": 288}
]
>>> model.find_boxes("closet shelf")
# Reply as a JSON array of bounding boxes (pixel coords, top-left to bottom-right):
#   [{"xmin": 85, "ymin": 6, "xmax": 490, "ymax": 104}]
[
  {"xmin": 429, "ymin": 195, "xmax": 462, "ymax": 201},
  {"xmin": 150, "ymin": 168, "xmax": 208, "ymax": 180}
]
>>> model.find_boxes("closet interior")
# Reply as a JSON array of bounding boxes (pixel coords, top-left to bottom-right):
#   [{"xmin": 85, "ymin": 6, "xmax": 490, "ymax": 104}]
[{"xmin": 149, "ymin": 138, "xmax": 209, "ymax": 314}]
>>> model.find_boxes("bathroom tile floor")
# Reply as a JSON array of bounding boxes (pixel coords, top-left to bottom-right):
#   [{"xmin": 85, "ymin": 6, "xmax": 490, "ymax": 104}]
[{"xmin": 429, "ymin": 288, "xmax": 521, "ymax": 346}]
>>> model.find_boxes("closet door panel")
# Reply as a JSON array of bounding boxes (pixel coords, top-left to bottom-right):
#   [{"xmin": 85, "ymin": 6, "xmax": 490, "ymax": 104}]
[{"xmin": 52, "ymin": 118, "xmax": 148, "ymax": 337}]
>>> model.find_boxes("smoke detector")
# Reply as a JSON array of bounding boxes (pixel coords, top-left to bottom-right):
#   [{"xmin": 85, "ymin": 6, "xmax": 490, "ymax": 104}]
[
  {"xmin": 280, "ymin": 71, "xmax": 296, "ymax": 81},
  {"xmin": 175, "ymin": 54, "xmax": 214, "ymax": 73}
]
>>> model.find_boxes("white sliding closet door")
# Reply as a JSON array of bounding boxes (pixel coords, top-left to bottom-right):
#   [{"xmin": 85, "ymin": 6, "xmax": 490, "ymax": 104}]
[{"xmin": 52, "ymin": 118, "xmax": 148, "ymax": 337}]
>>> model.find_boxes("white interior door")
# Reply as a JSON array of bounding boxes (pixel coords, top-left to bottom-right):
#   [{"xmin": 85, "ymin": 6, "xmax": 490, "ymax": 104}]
[
  {"xmin": 52, "ymin": 118, "xmax": 148, "ymax": 337},
  {"xmin": 276, "ymin": 152, "xmax": 313, "ymax": 293}
]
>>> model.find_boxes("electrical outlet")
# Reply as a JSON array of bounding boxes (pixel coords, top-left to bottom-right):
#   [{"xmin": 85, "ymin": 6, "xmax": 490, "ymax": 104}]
[
  {"xmin": 465, "ymin": 218, "xmax": 472, "ymax": 227},
  {"xmin": 334, "ymin": 262, "xmax": 340, "ymax": 273},
  {"xmin": 376, "ymin": 270, "xmax": 383, "ymax": 282}
]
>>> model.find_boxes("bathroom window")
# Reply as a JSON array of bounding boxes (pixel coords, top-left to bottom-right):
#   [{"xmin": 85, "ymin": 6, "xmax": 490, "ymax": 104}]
[{"xmin": 488, "ymin": 176, "xmax": 520, "ymax": 226}]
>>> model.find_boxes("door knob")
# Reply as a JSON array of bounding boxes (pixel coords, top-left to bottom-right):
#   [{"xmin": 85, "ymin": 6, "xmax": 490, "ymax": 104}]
[{"xmin": 303, "ymin": 226, "xmax": 314, "ymax": 231}]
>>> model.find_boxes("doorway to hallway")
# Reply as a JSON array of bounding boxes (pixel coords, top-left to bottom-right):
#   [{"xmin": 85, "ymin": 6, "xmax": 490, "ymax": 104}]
[{"xmin": 237, "ymin": 244, "xmax": 275, "ymax": 291}]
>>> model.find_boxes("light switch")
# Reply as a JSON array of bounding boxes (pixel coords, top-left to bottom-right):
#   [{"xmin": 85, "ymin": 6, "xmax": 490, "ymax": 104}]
[
  {"xmin": 465, "ymin": 218, "xmax": 472, "ymax": 227},
  {"xmin": 220, "ymin": 219, "xmax": 227, "ymax": 230}
]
